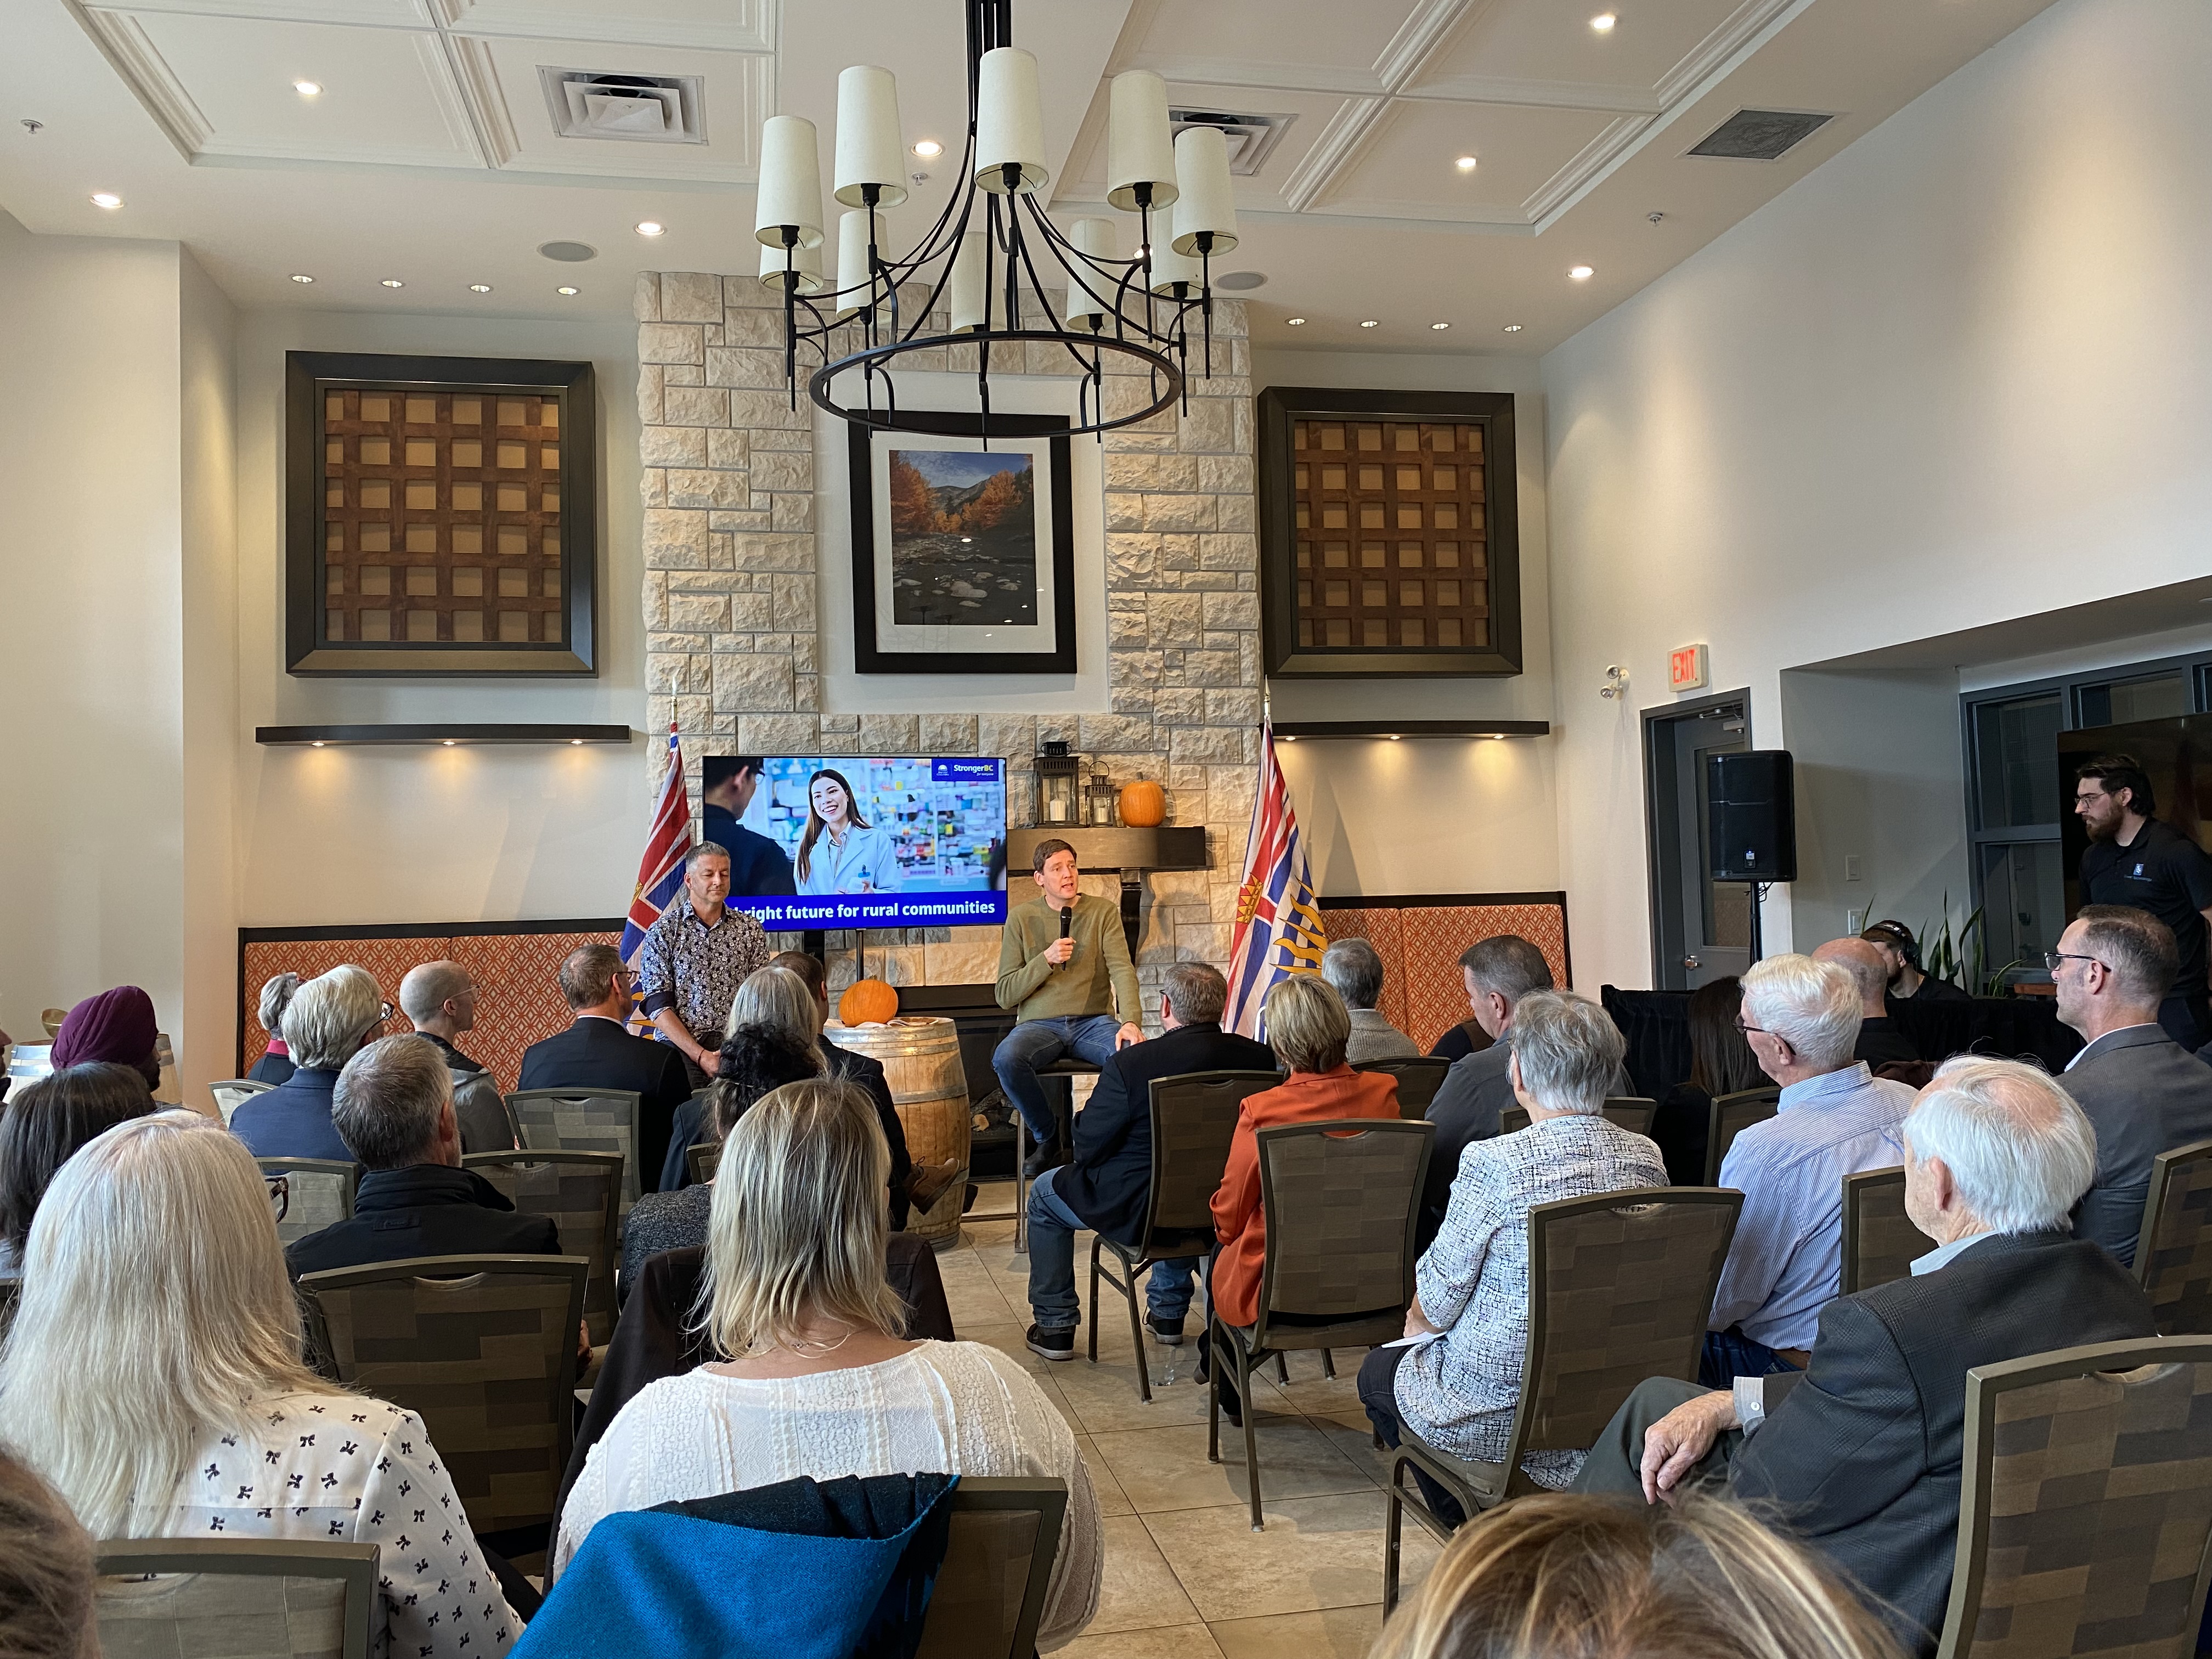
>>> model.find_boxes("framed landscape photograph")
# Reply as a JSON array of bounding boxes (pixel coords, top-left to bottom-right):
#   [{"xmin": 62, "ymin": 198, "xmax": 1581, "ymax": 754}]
[{"xmin": 847, "ymin": 411, "xmax": 1076, "ymax": 674}]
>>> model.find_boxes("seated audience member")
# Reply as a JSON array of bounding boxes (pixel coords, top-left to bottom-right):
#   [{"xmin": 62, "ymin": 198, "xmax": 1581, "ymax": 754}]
[
  {"xmin": 0, "ymin": 1062, "xmax": 157, "ymax": 1277},
  {"xmin": 1023, "ymin": 963, "xmax": 1274, "ymax": 1361},
  {"xmin": 1812, "ymin": 938, "xmax": 1920, "ymax": 1068},
  {"xmin": 699, "ymin": 755, "xmax": 797, "ymax": 898},
  {"xmin": 1372, "ymin": 1492, "xmax": 1903, "ymax": 1659},
  {"xmin": 285, "ymin": 1035, "xmax": 560, "ymax": 1277},
  {"xmin": 1702, "ymin": 953, "xmax": 1912, "ymax": 1386},
  {"xmin": 658, "ymin": 965, "xmax": 826, "ymax": 1194},
  {"xmin": 1427, "ymin": 1013, "xmax": 1494, "ymax": 1064},
  {"xmin": 0, "ymin": 1111, "xmax": 529, "ymax": 1655},
  {"xmin": 1573, "ymin": 1057, "xmax": 2153, "ymax": 1655},
  {"xmin": 2053, "ymin": 905, "xmax": 2212, "ymax": 1265},
  {"xmin": 1206, "ymin": 975, "xmax": 1399, "ymax": 1422},
  {"xmin": 397, "ymin": 960, "xmax": 514, "ymax": 1152},
  {"xmin": 0, "ymin": 1449, "xmax": 99, "ymax": 1659},
  {"xmin": 1360, "ymin": 992, "xmax": 1666, "ymax": 1514},
  {"xmin": 249, "ymin": 971, "xmax": 303, "ymax": 1085},
  {"xmin": 519, "ymin": 944, "xmax": 693, "ymax": 1189},
  {"xmin": 1421, "ymin": 936, "xmax": 1630, "ymax": 1247},
  {"xmin": 48, "ymin": 986, "xmax": 162, "ymax": 1094},
  {"xmin": 229, "ymin": 964, "xmax": 385, "ymax": 1163},
  {"xmin": 1325, "ymin": 938, "xmax": 1421, "ymax": 1064},
  {"xmin": 1861, "ymin": 921, "xmax": 1971, "ymax": 1011},
  {"xmin": 1651, "ymin": 977, "xmax": 1762, "ymax": 1186},
  {"xmin": 993, "ymin": 840, "xmax": 1144, "ymax": 1177},
  {"xmin": 553, "ymin": 1080, "xmax": 1101, "ymax": 1646}
]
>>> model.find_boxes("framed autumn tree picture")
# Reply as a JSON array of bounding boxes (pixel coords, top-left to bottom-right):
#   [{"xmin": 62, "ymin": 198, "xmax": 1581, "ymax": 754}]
[{"xmin": 847, "ymin": 411, "xmax": 1076, "ymax": 674}]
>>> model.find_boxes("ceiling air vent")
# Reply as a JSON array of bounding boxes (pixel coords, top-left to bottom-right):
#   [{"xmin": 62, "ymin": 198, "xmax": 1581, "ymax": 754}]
[
  {"xmin": 539, "ymin": 69, "xmax": 707, "ymax": 145},
  {"xmin": 1686, "ymin": 108, "xmax": 1833, "ymax": 162},
  {"xmin": 1169, "ymin": 108, "xmax": 1296, "ymax": 177}
]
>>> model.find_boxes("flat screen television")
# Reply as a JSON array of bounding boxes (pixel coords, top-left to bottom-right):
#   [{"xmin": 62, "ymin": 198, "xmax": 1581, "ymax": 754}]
[{"xmin": 701, "ymin": 754, "xmax": 1008, "ymax": 930}]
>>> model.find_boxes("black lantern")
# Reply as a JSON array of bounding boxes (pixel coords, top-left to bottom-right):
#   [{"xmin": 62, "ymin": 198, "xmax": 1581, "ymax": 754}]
[{"xmin": 1035, "ymin": 740, "xmax": 1080, "ymax": 828}]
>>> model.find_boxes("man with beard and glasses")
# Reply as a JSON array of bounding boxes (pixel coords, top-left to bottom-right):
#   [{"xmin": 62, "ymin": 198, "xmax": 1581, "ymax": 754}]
[{"xmin": 2074, "ymin": 754, "xmax": 2212, "ymax": 1050}]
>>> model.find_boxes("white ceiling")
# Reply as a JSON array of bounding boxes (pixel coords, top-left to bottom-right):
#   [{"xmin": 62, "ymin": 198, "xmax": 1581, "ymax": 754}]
[{"xmin": 0, "ymin": 0, "xmax": 2059, "ymax": 352}]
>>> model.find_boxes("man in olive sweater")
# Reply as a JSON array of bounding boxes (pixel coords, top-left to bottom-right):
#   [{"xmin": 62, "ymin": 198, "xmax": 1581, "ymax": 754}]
[{"xmin": 994, "ymin": 839, "xmax": 1144, "ymax": 1175}]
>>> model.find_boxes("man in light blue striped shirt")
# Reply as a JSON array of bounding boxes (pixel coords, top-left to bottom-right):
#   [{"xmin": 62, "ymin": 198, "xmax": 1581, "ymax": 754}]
[{"xmin": 1704, "ymin": 951, "xmax": 1914, "ymax": 1386}]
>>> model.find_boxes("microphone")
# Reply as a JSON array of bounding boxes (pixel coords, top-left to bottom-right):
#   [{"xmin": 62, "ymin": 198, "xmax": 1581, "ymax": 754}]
[{"xmin": 1057, "ymin": 905, "xmax": 1073, "ymax": 967}]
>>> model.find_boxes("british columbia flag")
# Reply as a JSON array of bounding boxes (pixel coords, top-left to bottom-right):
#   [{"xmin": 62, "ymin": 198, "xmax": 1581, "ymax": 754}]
[
  {"xmin": 1224, "ymin": 716, "xmax": 1328, "ymax": 1040},
  {"xmin": 619, "ymin": 724, "xmax": 693, "ymax": 1022}
]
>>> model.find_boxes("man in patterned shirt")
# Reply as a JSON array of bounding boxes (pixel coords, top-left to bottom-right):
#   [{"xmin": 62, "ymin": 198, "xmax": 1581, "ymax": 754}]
[{"xmin": 636, "ymin": 844, "xmax": 772, "ymax": 1086}]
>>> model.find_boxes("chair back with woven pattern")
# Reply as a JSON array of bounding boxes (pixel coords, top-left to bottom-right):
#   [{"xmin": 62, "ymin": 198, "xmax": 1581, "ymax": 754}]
[
  {"xmin": 257, "ymin": 1159, "xmax": 359, "ymax": 1250},
  {"xmin": 296, "ymin": 1254, "xmax": 586, "ymax": 1536},
  {"xmin": 1252, "ymin": 1119, "xmax": 1433, "ymax": 1351},
  {"xmin": 211, "ymin": 1077, "xmax": 273, "ymax": 1125},
  {"xmin": 461, "ymin": 1150, "xmax": 621, "ymax": 1345},
  {"xmin": 1936, "ymin": 1336, "xmax": 2212, "ymax": 1659},
  {"xmin": 1705, "ymin": 1087, "xmax": 1781, "ymax": 1184},
  {"xmin": 94, "ymin": 1538, "xmax": 377, "ymax": 1659},
  {"xmin": 2136, "ymin": 1139, "xmax": 2212, "ymax": 1336},
  {"xmin": 1356, "ymin": 1057, "xmax": 1452, "ymax": 1119},
  {"xmin": 1842, "ymin": 1166, "xmax": 1923, "ymax": 1295},
  {"xmin": 689, "ymin": 1141, "xmax": 722, "ymax": 1185},
  {"xmin": 1499, "ymin": 1099, "xmax": 1658, "ymax": 1138},
  {"xmin": 0, "ymin": 1276, "xmax": 19, "ymax": 1341},
  {"xmin": 1138, "ymin": 1070, "xmax": 1280, "ymax": 1256},
  {"xmin": 505, "ymin": 1088, "xmax": 643, "ymax": 1213},
  {"xmin": 911, "ymin": 1478, "xmax": 1069, "ymax": 1659},
  {"xmin": 1508, "ymin": 1188, "xmax": 1743, "ymax": 1468}
]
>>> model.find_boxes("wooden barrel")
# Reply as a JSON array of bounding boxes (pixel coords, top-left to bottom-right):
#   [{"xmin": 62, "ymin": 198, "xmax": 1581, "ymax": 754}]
[{"xmin": 825, "ymin": 1015, "xmax": 971, "ymax": 1250}]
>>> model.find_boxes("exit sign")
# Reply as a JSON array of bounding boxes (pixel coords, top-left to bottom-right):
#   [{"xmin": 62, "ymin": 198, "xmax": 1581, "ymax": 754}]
[{"xmin": 1669, "ymin": 644, "xmax": 1709, "ymax": 692}]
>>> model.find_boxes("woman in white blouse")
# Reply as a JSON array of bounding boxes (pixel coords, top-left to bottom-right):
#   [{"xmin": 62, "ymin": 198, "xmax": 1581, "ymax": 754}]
[
  {"xmin": 794, "ymin": 769, "xmax": 904, "ymax": 895},
  {"xmin": 558, "ymin": 1077, "xmax": 1101, "ymax": 1649},
  {"xmin": 0, "ymin": 1111, "xmax": 522, "ymax": 1659}
]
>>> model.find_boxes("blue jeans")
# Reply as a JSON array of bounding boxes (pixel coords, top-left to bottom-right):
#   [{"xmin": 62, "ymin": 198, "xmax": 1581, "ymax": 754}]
[
  {"xmin": 992, "ymin": 1014, "xmax": 1122, "ymax": 1144},
  {"xmin": 1699, "ymin": 1326, "xmax": 1805, "ymax": 1389},
  {"xmin": 1025, "ymin": 1166, "xmax": 1198, "ymax": 1331}
]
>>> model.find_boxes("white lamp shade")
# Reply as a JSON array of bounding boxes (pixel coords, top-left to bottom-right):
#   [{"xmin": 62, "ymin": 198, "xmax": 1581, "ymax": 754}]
[
  {"xmin": 1107, "ymin": 70, "xmax": 1178, "ymax": 212},
  {"xmin": 755, "ymin": 114, "xmax": 825, "ymax": 249},
  {"xmin": 975, "ymin": 47, "xmax": 1046, "ymax": 193},
  {"xmin": 833, "ymin": 207, "xmax": 887, "ymax": 320},
  {"xmin": 758, "ymin": 235, "xmax": 825, "ymax": 294},
  {"xmin": 949, "ymin": 233, "xmax": 992, "ymax": 332},
  {"xmin": 1148, "ymin": 204, "xmax": 1200, "ymax": 294},
  {"xmin": 1063, "ymin": 216, "xmax": 1118, "ymax": 329},
  {"xmin": 1171, "ymin": 125, "xmax": 1238, "ymax": 255},
  {"xmin": 834, "ymin": 66, "xmax": 907, "ymax": 209}
]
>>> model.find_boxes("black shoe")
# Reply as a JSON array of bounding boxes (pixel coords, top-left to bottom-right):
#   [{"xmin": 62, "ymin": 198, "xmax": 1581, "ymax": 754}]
[
  {"xmin": 1022, "ymin": 1141, "xmax": 1064, "ymax": 1180},
  {"xmin": 1025, "ymin": 1324, "xmax": 1075, "ymax": 1362},
  {"xmin": 1147, "ymin": 1315, "xmax": 1186, "ymax": 1346}
]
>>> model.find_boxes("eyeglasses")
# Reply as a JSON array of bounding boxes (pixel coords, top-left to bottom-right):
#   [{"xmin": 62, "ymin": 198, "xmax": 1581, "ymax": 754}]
[
  {"xmin": 2042, "ymin": 951, "xmax": 2109, "ymax": 974},
  {"xmin": 1733, "ymin": 1017, "xmax": 1768, "ymax": 1037},
  {"xmin": 265, "ymin": 1175, "xmax": 290, "ymax": 1224},
  {"xmin": 379, "ymin": 1001, "xmax": 394, "ymax": 1022}
]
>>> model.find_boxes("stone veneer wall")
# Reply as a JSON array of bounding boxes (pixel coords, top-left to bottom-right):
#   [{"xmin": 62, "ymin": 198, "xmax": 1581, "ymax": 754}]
[{"xmin": 633, "ymin": 270, "xmax": 1260, "ymax": 1006}]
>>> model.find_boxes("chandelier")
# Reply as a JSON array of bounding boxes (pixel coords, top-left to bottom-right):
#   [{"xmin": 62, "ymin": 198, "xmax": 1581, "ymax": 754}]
[{"xmin": 749, "ymin": 0, "xmax": 1240, "ymax": 439}]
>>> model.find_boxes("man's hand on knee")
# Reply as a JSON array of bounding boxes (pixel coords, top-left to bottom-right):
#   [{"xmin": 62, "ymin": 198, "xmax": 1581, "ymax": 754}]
[{"xmin": 1638, "ymin": 1389, "xmax": 1738, "ymax": 1506}]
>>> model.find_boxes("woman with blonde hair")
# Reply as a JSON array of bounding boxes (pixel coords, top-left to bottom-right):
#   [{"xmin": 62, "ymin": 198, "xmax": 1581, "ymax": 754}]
[
  {"xmin": 558, "ymin": 1077, "xmax": 1101, "ymax": 1647},
  {"xmin": 1375, "ymin": 1491, "xmax": 1901, "ymax": 1659},
  {"xmin": 0, "ymin": 1110, "xmax": 523, "ymax": 1659}
]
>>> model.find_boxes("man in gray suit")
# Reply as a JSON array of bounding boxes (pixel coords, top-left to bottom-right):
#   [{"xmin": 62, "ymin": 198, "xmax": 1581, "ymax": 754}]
[{"xmin": 2053, "ymin": 905, "xmax": 2212, "ymax": 1266}]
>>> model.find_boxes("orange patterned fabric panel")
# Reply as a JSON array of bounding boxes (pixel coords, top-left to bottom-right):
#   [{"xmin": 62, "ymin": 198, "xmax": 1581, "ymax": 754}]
[
  {"xmin": 1323, "ymin": 902, "xmax": 1569, "ymax": 1052},
  {"xmin": 241, "ymin": 929, "xmax": 618, "ymax": 1092}
]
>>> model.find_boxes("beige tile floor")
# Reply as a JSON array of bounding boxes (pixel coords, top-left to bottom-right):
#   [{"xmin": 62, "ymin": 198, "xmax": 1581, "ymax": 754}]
[{"xmin": 946, "ymin": 1181, "xmax": 1440, "ymax": 1659}]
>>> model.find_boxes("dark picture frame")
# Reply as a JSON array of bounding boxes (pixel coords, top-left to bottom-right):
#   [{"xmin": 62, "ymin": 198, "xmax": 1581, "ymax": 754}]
[
  {"xmin": 285, "ymin": 351, "xmax": 598, "ymax": 676},
  {"xmin": 847, "ymin": 410, "xmax": 1076, "ymax": 675},
  {"xmin": 1256, "ymin": 386, "xmax": 1521, "ymax": 679}
]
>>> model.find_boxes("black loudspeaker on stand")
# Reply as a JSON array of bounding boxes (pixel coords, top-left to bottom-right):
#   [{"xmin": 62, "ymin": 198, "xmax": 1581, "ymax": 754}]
[{"xmin": 1707, "ymin": 751, "xmax": 1797, "ymax": 882}]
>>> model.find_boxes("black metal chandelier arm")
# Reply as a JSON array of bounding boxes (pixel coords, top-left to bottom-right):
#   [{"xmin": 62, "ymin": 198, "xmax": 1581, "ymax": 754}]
[
  {"xmin": 809, "ymin": 329, "xmax": 1184, "ymax": 437},
  {"xmin": 1011, "ymin": 193, "xmax": 1161, "ymax": 338}
]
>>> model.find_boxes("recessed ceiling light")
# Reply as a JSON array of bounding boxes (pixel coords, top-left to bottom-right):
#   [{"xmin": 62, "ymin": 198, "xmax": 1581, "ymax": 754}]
[
  {"xmin": 89, "ymin": 192, "xmax": 122, "ymax": 209},
  {"xmin": 1285, "ymin": 316, "xmax": 1307, "ymax": 326},
  {"xmin": 1430, "ymin": 321, "xmax": 1451, "ymax": 330},
  {"xmin": 380, "ymin": 278, "xmax": 403, "ymax": 288},
  {"xmin": 556, "ymin": 285, "xmax": 579, "ymax": 296},
  {"xmin": 1502, "ymin": 323, "xmax": 1523, "ymax": 332},
  {"xmin": 294, "ymin": 80, "xmax": 321, "ymax": 96},
  {"xmin": 311, "ymin": 740, "xmax": 326, "ymax": 748},
  {"xmin": 570, "ymin": 738, "xmax": 584, "ymax": 746},
  {"xmin": 912, "ymin": 139, "xmax": 943, "ymax": 158},
  {"xmin": 1568, "ymin": 265, "xmax": 1594, "ymax": 280},
  {"xmin": 1386, "ymin": 733, "xmax": 1403, "ymax": 741},
  {"xmin": 1359, "ymin": 319, "xmax": 1380, "ymax": 328},
  {"xmin": 635, "ymin": 221, "xmax": 665, "ymax": 237},
  {"xmin": 1454, "ymin": 155, "xmax": 1477, "ymax": 172},
  {"xmin": 469, "ymin": 283, "xmax": 492, "ymax": 293},
  {"xmin": 442, "ymin": 739, "xmax": 456, "ymax": 747},
  {"xmin": 290, "ymin": 273, "xmax": 315, "ymax": 283},
  {"xmin": 1590, "ymin": 12, "xmax": 1617, "ymax": 31}
]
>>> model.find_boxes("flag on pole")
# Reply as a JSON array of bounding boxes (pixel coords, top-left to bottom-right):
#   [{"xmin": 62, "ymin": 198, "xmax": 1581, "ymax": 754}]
[
  {"xmin": 1225, "ymin": 715, "xmax": 1328, "ymax": 1040},
  {"xmin": 620, "ymin": 724, "xmax": 693, "ymax": 1026}
]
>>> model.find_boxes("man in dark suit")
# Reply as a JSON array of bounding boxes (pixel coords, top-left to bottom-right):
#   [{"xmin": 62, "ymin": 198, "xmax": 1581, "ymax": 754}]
[
  {"xmin": 518, "ymin": 944, "xmax": 695, "ymax": 1193},
  {"xmin": 699, "ymin": 755, "xmax": 796, "ymax": 899},
  {"xmin": 1020, "ymin": 962, "xmax": 1276, "ymax": 1361},
  {"xmin": 286, "ymin": 1034, "xmax": 560, "ymax": 1277},
  {"xmin": 1572, "ymin": 1056, "xmax": 2156, "ymax": 1656},
  {"xmin": 1815, "ymin": 937, "xmax": 1920, "ymax": 1068},
  {"xmin": 1419, "ymin": 935, "xmax": 1628, "ymax": 1248},
  {"xmin": 2053, "ymin": 905, "xmax": 2212, "ymax": 1265}
]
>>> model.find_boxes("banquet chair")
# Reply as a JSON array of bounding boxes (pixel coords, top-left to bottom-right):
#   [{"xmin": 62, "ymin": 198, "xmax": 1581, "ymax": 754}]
[
  {"xmin": 462, "ymin": 1150, "xmax": 622, "ymax": 1346},
  {"xmin": 93, "ymin": 1537, "xmax": 377, "ymax": 1659},
  {"xmin": 256, "ymin": 1158, "xmax": 359, "ymax": 1251},
  {"xmin": 1842, "ymin": 1166, "xmax": 1922, "ymax": 1295},
  {"xmin": 2134, "ymin": 1138, "xmax": 2212, "ymax": 1335},
  {"xmin": 912, "ymin": 1479, "xmax": 1070, "ymax": 1659},
  {"xmin": 1356, "ymin": 1057, "xmax": 1453, "ymax": 1119},
  {"xmin": 210, "ymin": 1077, "xmax": 274, "ymax": 1126},
  {"xmin": 506, "ymin": 1087, "xmax": 644, "ymax": 1215},
  {"xmin": 1499, "ymin": 1098, "xmax": 1658, "ymax": 1138},
  {"xmin": 1704, "ymin": 1087, "xmax": 1781, "ymax": 1183},
  {"xmin": 689, "ymin": 1141, "xmax": 721, "ymax": 1184}
]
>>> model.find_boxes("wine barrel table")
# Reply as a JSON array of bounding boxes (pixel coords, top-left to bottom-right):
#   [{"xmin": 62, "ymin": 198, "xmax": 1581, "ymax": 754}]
[{"xmin": 825, "ymin": 1015, "xmax": 972, "ymax": 1250}]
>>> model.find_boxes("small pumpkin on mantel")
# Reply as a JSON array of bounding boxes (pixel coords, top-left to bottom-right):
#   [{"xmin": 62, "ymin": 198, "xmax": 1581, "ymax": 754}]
[
  {"xmin": 1119, "ymin": 776, "xmax": 1167, "ymax": 828},
  {"xmin": 837, "ymin": 977, "xmax": 899, "ymax": 1027}
]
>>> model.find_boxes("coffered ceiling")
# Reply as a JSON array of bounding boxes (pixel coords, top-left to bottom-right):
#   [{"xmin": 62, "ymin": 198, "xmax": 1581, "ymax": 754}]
[{"xmin": 0, "ymin": 0, "xmax": 2061, "ymax": 353}]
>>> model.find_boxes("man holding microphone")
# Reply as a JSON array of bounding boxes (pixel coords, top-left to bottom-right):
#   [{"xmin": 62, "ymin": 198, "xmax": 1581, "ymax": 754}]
[{"xmin": 993, "ymin": 840, "xmax": 1144, "ymax": 1176}]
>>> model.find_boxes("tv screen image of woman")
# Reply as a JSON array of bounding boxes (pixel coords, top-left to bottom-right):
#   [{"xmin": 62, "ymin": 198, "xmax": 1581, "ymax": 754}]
[{"xmin": 797, "ymin": 769, "xmax": 902, "ymax": 896}]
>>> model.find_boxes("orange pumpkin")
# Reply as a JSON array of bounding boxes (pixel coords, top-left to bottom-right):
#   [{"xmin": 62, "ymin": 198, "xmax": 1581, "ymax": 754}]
[
  {"xmin": 838, "ymin": 977, "xmax": 899, "ymax": 1027},
  {"xmin": 1119, "ymin": 777, "xmax": 1167, "ymax": 828}
]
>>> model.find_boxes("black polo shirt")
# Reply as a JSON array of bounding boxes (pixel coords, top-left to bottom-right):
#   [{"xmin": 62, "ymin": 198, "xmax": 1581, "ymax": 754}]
[{"xmin": 2080, "ymin": 818, "xmax": 2212, "ymax": 1000}]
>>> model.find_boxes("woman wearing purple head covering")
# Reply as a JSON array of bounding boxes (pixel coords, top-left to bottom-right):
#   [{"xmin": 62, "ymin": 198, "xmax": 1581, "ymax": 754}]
[{"xmin": 48, "ymin": 988, "xmax": 160, "ymax": 1093}]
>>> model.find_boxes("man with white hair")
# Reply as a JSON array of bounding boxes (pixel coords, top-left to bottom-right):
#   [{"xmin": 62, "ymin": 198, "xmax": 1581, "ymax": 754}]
[
  {"xmin": 1572, "ymin": 1057, "xmax": 2156, "ymax": 1654},
  {"xmin": 398, "ymin": 960, "xmax": 515, "ymax": 1152},
  {"xmin": 1701, "ymin": 952, "xmax": 1915, "ymax": 1386}
]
